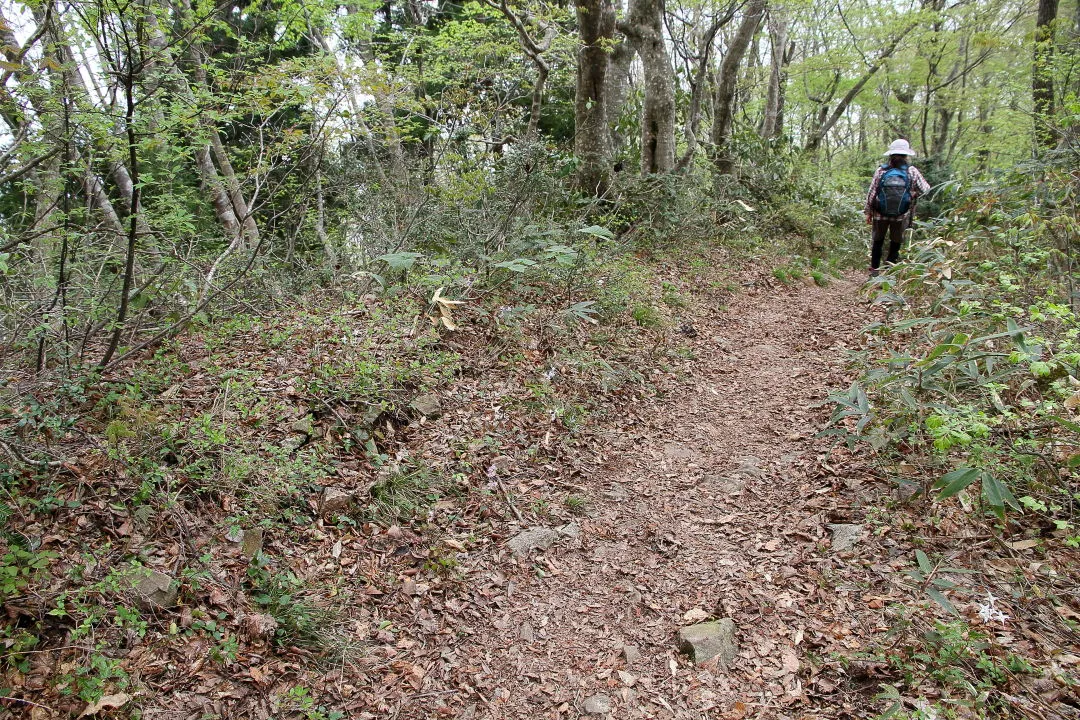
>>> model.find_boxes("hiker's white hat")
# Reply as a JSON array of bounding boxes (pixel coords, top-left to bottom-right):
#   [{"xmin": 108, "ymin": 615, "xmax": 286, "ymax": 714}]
[{"xmin": 884, "ymin": 139, "xmax": 916, "ymax": 157}]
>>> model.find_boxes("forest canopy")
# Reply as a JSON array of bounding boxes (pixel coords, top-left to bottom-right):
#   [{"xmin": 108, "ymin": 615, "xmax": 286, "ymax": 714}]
[{"xmin": 0, "ymin": 0, "xmax": 1077, "ymax": 374}]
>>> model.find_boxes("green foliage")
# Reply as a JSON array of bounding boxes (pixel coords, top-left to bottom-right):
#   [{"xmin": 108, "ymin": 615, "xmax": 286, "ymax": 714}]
[
  {"xmin": 825, "ymin": 154, "xmax": 1080, "ymax": 538},
  {"xmin": 870, "ymin": 618, "xmax": 1036, "ymax": 718},
  {"xmin": 565, "ymin": 494, "xmax": 587, "ymax": 515},
  {"xmin": 246, "ymin": 554, "xmax": 334, "ymax": 646},
  {"xmin": 366, "ymin": 463, "xmax": 441, "ymax": 523}
]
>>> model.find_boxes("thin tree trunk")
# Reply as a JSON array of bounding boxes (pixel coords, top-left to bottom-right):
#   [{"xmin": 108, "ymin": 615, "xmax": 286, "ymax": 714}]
[
  {"xmin": 675, "ymin": 5, "xmax": 739, "ymax": 171},
  {"xmin": 1033, "ymin": 0, "xmax": 1060, "ymax": 148},
  {"xmin": 761, "ymin": 10, "xmax": 793, "ymax": 140},
  {"xmin": 144, "ymin": 1, "xmax": 246, "ymax": 247},
  {"xmin": 183, "ymin": 17, "xmax": 261, "ymax": 248},
  {"xmin": 711, "ymin": 0, "xmax": 765, "ymax": 174},
  {"xmin": 803, "ymin": 23, "xmax": 916, "ymax": 154},
  {"xmin": 486, "ymin": 0, "xmax": 557, "ymax": 142}
]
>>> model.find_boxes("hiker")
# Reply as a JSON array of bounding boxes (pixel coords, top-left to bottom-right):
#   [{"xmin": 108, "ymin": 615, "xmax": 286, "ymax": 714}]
[{"xmin": 864, "ymin": 139, "xmax": 930, "ymax": 277}]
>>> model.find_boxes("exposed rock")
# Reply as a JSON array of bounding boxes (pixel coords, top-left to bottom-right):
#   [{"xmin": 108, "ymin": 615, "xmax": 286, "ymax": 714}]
[
  {"xmin": 557, "ymin": 522, "xmax": 581, "ymax": 539},
  {"xmin": 583, "ymin": 694, "xmax": 611, "ymax": 715},
  {"xmin": 827, "ymin": 523, "xmax": 864, "ymax": 552},
  {"xmin": 321, "ymin": 486, "xmax": 358, "ymax": 515},
  {"xmin": 677, "ymin": 618, "xmax": 738, "ymax": 668},
  {"xmin": 705, "ymin": 456, "xmax": 763, "ymax": 495},
  {"xmin": 280, "ymin": 434, "xmax": 307, "ymax": 453},
  {"xmin": 488, "ymin": 455, "xmax": 514, "ymax": 474},
  {"xmin": 621, "ymin": 644, "xmax": 641, "ymax": 665},
  {"xmin": 291, "ymin": 414, "xmax": 315, "ymax": 436},
  {"xmin": 733, "ymin": 456, "xmax": 765, "ymax": 479},
  {"xmin": 664, "ymin": 443, "xmax": 695, "ymax": 460},
  {"xmin": 241, "ymin": 527, "xmax": 263, "ymax": 559},
  {"xmin": 240, "ymin": 612, "xmax": 278, "ymax": 642},
  {"xmin": 410, "ymin": 393, "xmax": 443, "ymax": 418},
  {"xmin": 682, "ymin": 608, "xmax": 710, "ymax": 623},
  {"xmin": 131, "ymin": 570, "xmax": 178, "ymax": 610},
  {"xmin": 507, "ymin": 527, "xmax": 559, "ymax": 557}
]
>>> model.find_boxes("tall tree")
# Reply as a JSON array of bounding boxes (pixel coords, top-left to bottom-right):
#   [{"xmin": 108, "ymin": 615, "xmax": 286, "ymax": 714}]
[
  {"xmin": 802, "ymin": 22, "xmax": 915, "ymax": 154},
  {"xmin": 1033, "ymin": 0, "xmax": 1060, "ymax": 148},
  {"xmin": 711, "ymin": 0, "xmax": 765, "ymax": 174},
  {"xmin": 620, "ymin": 0, "xmax": 676, "ymax": 174},
  {"xmin": 574, "ymin": 0, "xmax": 616, "ymax": 195},
  {"xmin": 760, "ymin": 6, "xmax": 794, "ymax": 140}
]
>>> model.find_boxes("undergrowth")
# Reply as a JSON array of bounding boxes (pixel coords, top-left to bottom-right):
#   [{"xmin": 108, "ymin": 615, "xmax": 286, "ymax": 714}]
[
  {"xmin": 825, "ymin": 149, "xmax": 1080, "ymax": 716},
  {"xmin": 0, "ymin": 154, "xmax": 856, "ymax": 712}
]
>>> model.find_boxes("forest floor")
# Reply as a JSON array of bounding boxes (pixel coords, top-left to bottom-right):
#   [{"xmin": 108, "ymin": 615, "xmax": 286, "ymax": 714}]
[{"xmin": 5, "ymin": 251, "xmax": 1078, "ymax": 720}]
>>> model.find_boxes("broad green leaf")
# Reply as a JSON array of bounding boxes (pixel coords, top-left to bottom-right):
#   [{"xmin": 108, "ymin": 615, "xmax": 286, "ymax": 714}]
[
  {"xmin": 981, "ymin": 472, "xmax": 1019, "ymax": 519},
  {"xmin": 926, "ymin": 587, "xmax": 958, "ymax": 616},
  {"xmin": 578, "ymin": 225, "xmax": 614, "ymax": 240},
  {"xmin": 915, "ymin": 549, "xmax": 933, "ymax": 574},
  {"xmin": 377, "ymin": 252, "xmax": 422, "ymax": 271},
  {"xmin": 936, "ymin": 467, "xmax": 979, "ymax": 499},
  {"xmin": 492, "ymin": 258, "xmax": 537, "ymax": 273}
]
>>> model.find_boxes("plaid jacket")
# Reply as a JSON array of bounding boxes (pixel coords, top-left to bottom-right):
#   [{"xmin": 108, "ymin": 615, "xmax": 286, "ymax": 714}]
[{"xmin": 864, "ymin": 165, "xmax": 930, "ymax": 222}]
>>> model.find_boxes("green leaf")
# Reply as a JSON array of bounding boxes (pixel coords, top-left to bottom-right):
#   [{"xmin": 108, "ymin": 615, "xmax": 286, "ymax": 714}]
[
  {"xmin": 936, "ymin": 467, "xmax": 979, "ymax": 499},
  {"xmin": 915, "ymin": 549, "xmax": 933, "ymax": 574},
  {"xmin": 1007, "ymin": 317, "xmax": 1030, "ymax": 354},
  {"xmin": 981, "ymin": 472, "xmax": 1019, "ymax": 519},
  {"xmin": 578, "ymin": 225, "xmax": 614, "ymax": 241},
  {"xmin": 542, "ymin": 244, "xmax": 579, "ymax": 266},
  {"xmin": 492, "ymin": 258, "xmax": 537, "ymax": 273},
  {"xmin": 926, "ymin": 587, "xmax": 958, "ymax": 616},
  {"xmin": 377, "ymin": 252, "xmax": 422, "ymax": 271},
  {"xmin": 565, "ymin": 300, "xmax": 599, "ymax": 325}
]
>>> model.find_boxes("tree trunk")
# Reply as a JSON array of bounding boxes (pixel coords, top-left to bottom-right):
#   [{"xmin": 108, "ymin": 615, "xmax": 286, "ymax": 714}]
[
  {"xmin": 622, "ymin": 0, "xmax": 676, "ymax": 174},
  {"xmin": 145, "ymin": 0, "xmax": 251, "ymax": 247},
  {"xmin": 574, "ymin": 0, "xmax": 616, "ymax": 196},
  {"xmin": 761, "ymin": 10, "xmax": 793, "ymax": 140},
  {"xmin": 605, "ymin": 35, "xmax": 635, "ymax": 159},
  {"xmin": 711, "ymin": 0, "xmax": 765, "ymax": 175},
  {"xmin": 1033, "ymin": 0, "xmax": 1060, "ymax": 148},
  {"xmin": 674, "ymin": 4, "xmax": 740, "ymax": 171},
  {"xmin": 487, "ymin": 0, "xmax": 557, "ymax": 142}
]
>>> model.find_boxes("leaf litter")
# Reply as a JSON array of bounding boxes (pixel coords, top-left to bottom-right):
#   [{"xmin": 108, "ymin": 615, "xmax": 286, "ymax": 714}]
[{"xmin": 3, "ymin": 257, "xmax": 1077, "ymax": 719}]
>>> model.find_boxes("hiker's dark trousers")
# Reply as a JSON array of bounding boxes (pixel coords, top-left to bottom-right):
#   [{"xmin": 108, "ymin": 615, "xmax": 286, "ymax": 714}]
[{"xmin": 871, "ymin": 218, "xmax": 906, "ymax": 269}]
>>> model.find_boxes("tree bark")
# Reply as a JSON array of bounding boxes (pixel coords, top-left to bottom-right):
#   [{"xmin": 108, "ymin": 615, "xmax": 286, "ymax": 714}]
[
  {"xmin": 574, "ymin": 0, "xmax": 616, "ymax": 196},
  {"xmin": 621, "ymin": 0, "xmax": 676, "ymax": 174},
  {"xmin": 486, "ymin": 0, "xmax": 557, "ymax": 142},
  {"xmin": 674, "ymin": 3, "xmax": 740, "ymax": 171},
  {"xmin": 144, "ymin": 0, "xmax": 249, "ymax": 247},
  {"xmin": 711, "ymin": 0, "xmax": 765, "ymax": 175},
  {"xmin": 1033, "ymin": 0, "xmax": 1060, "ymax": 148},
  {"xmin": 761, "ymin": 9, "xmax": 793, "ymax": 140}
]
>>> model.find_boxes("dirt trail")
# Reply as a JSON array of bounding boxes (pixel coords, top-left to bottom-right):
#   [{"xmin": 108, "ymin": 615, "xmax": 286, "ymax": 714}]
[{"xmin": 449, "ymin": 275, "xmax": 871, "ymax": 719}]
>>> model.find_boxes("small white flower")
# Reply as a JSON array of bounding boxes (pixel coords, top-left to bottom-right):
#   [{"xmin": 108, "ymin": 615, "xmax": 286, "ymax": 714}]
[
  {"xmin": 542, "ymin": 367, "xmax": 557, "ymax": 381},
  {"xmin": 976, "ymin": 592, "xmax": 1009, "ymax": 626}
]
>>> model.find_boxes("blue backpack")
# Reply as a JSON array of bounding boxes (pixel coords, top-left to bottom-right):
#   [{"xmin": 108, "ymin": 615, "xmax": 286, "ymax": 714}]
[{"xmin": 876, "ymin": 164, "xmax": 912, "ymax": 217}]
